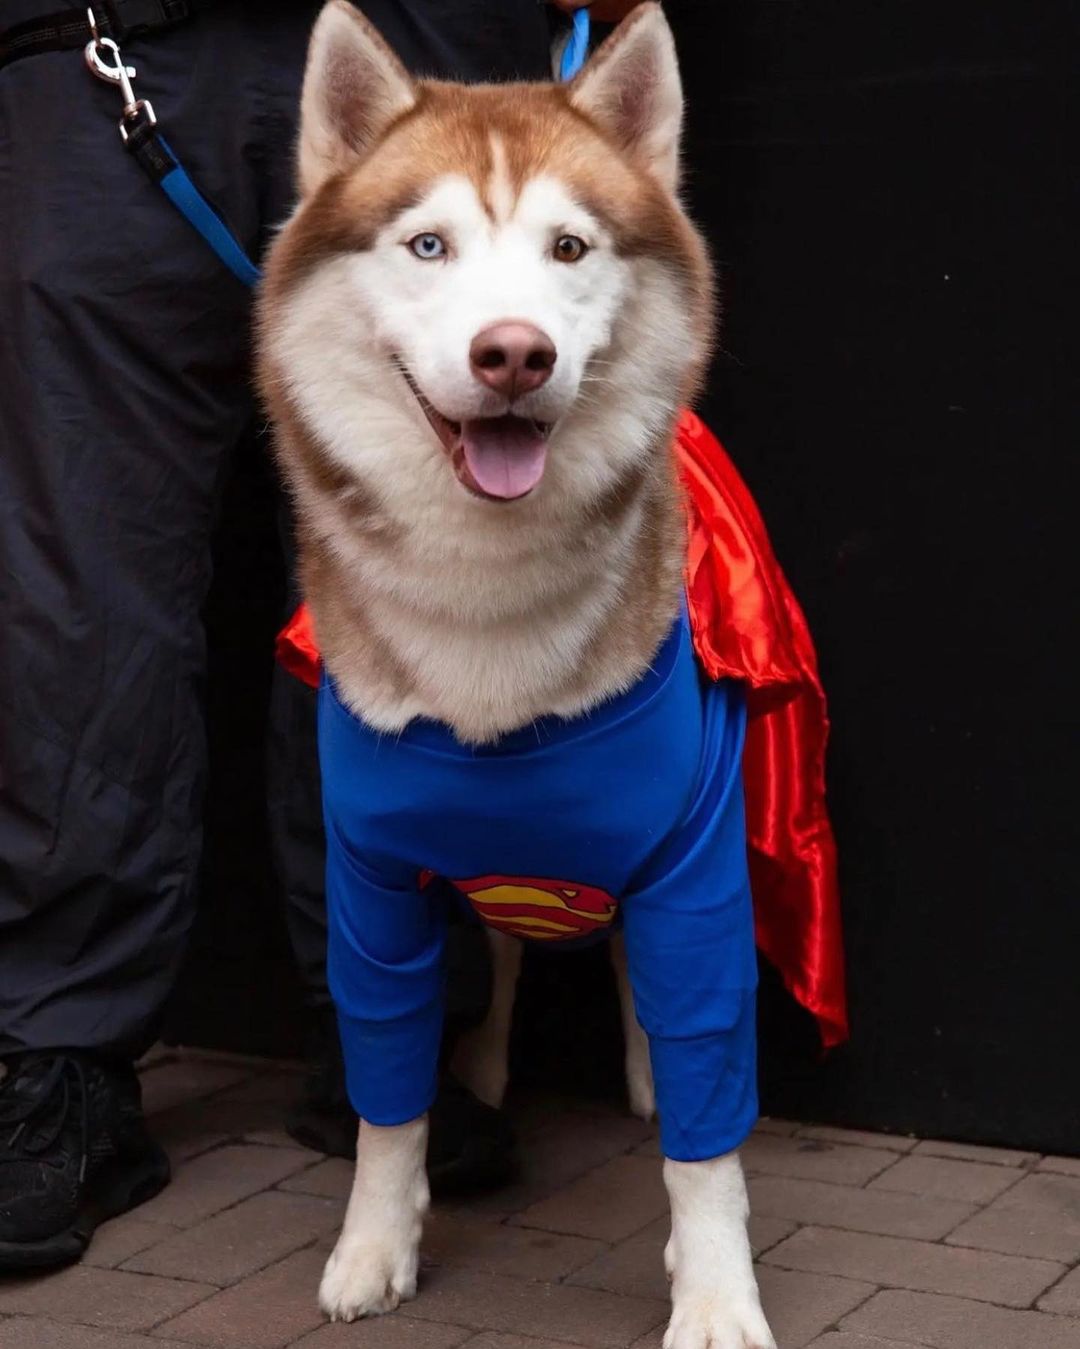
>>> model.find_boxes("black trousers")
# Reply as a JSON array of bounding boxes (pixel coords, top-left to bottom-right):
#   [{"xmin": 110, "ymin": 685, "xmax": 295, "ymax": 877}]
[{"xmin": 0, "ymin": 0, "xmax": 555, "ymax": 1059}]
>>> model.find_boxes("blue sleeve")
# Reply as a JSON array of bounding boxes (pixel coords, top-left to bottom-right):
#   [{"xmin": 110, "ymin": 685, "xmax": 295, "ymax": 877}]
[
  {"xmin": 324, "ymin": 817, "xmax": 447, "ymax": 1127},
  {"xmin": 620, "ymin": 680, "xmax": 759, "ymax": 1163}
]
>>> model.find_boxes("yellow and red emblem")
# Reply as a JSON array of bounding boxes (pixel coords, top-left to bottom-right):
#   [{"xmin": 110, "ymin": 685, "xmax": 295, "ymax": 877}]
[{"xmin": 420, "ymin": 870, "xmax": 617, "ymax": 942}]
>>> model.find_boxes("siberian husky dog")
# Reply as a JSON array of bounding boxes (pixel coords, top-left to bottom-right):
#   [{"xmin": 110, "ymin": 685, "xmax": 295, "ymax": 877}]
[{"xmin": 257, "ymin": 4, "xmax": 775, "ymax": 1346}]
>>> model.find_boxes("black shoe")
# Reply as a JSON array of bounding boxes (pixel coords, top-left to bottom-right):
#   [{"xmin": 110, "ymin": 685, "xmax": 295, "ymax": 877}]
[
  {"xmin": 427, "ymin": 1075, "xmax": 518, "ymax": 1197},
  {"xmin": 286, "ymin": 1010, "xmax": 517, "ymax": 1196},
  {"xmin": 0, "ymin": 1051, "xmax": 171, "ymax": 1272}
]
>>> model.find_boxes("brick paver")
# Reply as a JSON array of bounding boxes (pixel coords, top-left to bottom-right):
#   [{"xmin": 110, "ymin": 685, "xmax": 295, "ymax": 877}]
[
  {"xmin": 291, "ymin": 1318, "xmax": 472, "ymax": 1348},
  {"xmin": 153, "ymin": 1247, "xmax": 328, "ymax": 1347},
  {"xmin": 748, "ymin": 1173, "xmax": 977, "ymax": 1241},
  {"xmin": 755, "ymin": 1266, "xmax": 882, "ymax": 1347},
  {"xmin": 740, "ymin": 1132, "xmax": 898, "ymax": 1186},
  {"xmin": 754, "ymin": 1117, "xmax": 800, "ymax": 1136},
  {"xmin": 6, "ymin": 1050, "xmax": 1080, "ymax": 1349},
  {"xmin": 511, "ymin": 1155, "xmax": 668, "ymax": 1242},
  {"xmin": 135, "ymin": 1143, "xmax": 314, "ymax": 1227},
  {"xmin": 946, "ymin": 1200, "xmax": 1080, "ymax": 1263},
  {"xmin": 1040, "ymin": 1267, "xmax": 1080, "ymax": 1316},
  {"xmin": 421, "ymin": 1210, "xmax": 606, "ymax": 1281},
  {"xmin": 911, "ymin": 1138, "xmax": 1039, "ymax": 1168},
  {"xmin": 0, "ymin": 1264, "xmax": 215, "ymax": 1331},
  {"xmin": 991, "ymin": 1170, "xmax": 1080, "ymax": 1218},
  {"xmin": 795, "ymin": 1125, "xmax": 917, "ymax": 1153},
  {"xmin": 455, "ymin": 1335, "xmax": 591, "ymax": 1349},
  {"xmin": 407, "ymin": 1264, "xmax": 668, "ymax": 1347},
  {"xmin": 806, "ymin": 1336, "xmax": 913, "ymax": 1349},
  {"xmin": 563, "ymin": 1212, "xmax": 795, "ymax": 1306},
  {"xmin": 81, "ymin": 1215, "xmax": 178, "ymax": 1269},
  {"xmin": 629, "ymin": 1267, "xmax": 877, "ymax": 1349},
  {"xmin": 868, "ymin": 1154, "xmax": 1024, "ymax": 1205},
  {"xmin": 566, "ymin": 1228, "xmax": 671, "ymax": 1303},
  {"xmin": 844, "ymin": 1289, "xmax": 1080, "ymax": 1349},
  {"xmin": 278, "ymin": 1156, "xmax": 357, "ymax": 1200},
  {"xmin": 0, "ymin": 1320, "xmax": 198, "ymax": 1349},
  {"xmin": 123, "ymin": 1190, "xmax": 343, "ymax": 1285},
  {"xmin": 763, "ymin": 1225, "xmax": 1064, "ymax": 1306},
  {"xmin": 1041, "ymin": 1156, "xmax": 1080, "ymax": 1178}
]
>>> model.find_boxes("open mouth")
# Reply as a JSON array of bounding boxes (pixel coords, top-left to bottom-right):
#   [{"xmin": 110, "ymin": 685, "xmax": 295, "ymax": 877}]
[{"xmin": 398, "ymin": 362, "xmax": 550, "ymax": 502}]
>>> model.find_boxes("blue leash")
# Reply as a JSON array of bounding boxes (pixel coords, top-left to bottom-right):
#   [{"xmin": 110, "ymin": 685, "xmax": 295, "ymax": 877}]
[
  {"xmin": 155, "ymin": 136, "xmax": 263, "ymax": 287},
  {"xmin": 559, "ymin": 8, "xmax": 590, "ymax": 83},
  {"xmin": 85, "ymin": 7, "xmax": 591, "ymax": 291}
]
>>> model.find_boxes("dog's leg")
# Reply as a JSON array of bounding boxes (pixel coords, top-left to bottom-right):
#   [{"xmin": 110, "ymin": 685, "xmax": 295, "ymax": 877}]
[
  {"xmin": 662, "ymin": 1150, "xmax": 775, "ymax": 1349},
  {"xmin": 450, "ymin": 928, "xmax": 522, "ymax": 1108},
  {"xmin": 319, "ymin": 1115, "xmax": 429, "ymax": 1322},
  {"xmin": 610, "ymin": 931, "xmax": 656, "ymax": 1121}
]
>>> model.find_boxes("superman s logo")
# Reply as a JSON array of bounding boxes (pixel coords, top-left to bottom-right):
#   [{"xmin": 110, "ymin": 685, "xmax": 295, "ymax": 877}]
[{"xmin": 419, "ymin": 871, "xmax": 617, "ymax": 942}]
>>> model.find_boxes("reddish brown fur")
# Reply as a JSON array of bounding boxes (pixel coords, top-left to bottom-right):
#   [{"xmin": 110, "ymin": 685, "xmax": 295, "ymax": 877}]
[
  {"xmin": 257, "ymin": 20, "xmax": 713, "ymax": 738},
  {"xmin": 262, "ymin": 79, "xmax": 712, "ymax": 370}
]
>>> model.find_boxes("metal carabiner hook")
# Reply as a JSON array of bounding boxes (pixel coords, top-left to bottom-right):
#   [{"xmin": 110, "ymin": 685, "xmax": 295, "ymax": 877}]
[
  {"xmin": 84, "ymin": 8, "xmax": 156, "ymax": 140},
  {"xmin": 84, "ymin": 11, "xmax": 137, "ymax": 104}
]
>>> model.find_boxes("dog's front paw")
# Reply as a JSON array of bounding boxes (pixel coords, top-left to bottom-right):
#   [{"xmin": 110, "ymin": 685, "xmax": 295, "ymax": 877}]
[
  {"xmin": 662, "ymin": 1295, "xmax": 776, "ymax": 1349},
  {"xmin": 661, "ymin": 1154, "xmax": 775, "ymax": 1349},
  {"xmin": 319, "ymin": 1116, "xmax": 428, "ymax": 1323},
  {"xmin": 318, "ymin": 1228, "xmax": 420, "ymax": 1322}
]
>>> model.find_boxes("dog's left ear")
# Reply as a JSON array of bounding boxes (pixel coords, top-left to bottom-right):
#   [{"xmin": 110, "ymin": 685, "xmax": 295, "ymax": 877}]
[
  {"xmin": 298, "ymin": 0, "xmax": 417, "ymax": 197},
  {"xmin": 569, "ymin": 4, "xmax": 683, "ymax": 193}
]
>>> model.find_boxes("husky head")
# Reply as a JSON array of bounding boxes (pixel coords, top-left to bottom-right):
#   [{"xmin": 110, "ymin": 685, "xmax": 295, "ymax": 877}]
[{"xmin": 260, "ymin": 1, "xmax": 711, "ymax": 521}]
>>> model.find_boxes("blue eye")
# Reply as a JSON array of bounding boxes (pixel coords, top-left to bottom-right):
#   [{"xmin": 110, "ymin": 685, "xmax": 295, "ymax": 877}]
[{"xmin": 408, "ymin": 233, "xmax": 446, "ymax": 260}]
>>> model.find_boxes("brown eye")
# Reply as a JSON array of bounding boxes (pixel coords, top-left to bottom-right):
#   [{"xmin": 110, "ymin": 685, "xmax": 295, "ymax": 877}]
[{"xmin": 553, "ymin": 234, "xmax": 588, "ymax": 263}]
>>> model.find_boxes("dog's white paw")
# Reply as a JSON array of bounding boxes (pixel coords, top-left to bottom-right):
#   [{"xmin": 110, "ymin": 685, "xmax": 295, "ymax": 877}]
[
  {"xmin": 320, "ymin": 1116, "xmax": 428, "ymax": 1323},
  {"xmin": 662, "ymin": 1295, "xmax": 776, "ymax": 1349},
  {"xmin": 661, "ymin": 1153, "xmax": 775, "ymax": 1349},
  {"xmin": 318, "ymin": 1229, "xmax": 420, "ymax": 1322}
]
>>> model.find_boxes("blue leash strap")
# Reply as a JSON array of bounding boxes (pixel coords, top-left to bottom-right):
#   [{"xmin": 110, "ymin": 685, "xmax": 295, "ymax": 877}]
[
  {"xmin": 85, "ymin": 6, "xmax": 590, "ymax": 292},
  {"xmin": 560, "ymin": 8, "xmax": 590, "ymax": 81},
  {"xmin": 84, "ymin": 15, "xmax": 262, "ymax": 287},
  {"xmin": 155, "ymin": 138, "xmax": 263, "ymax": 288}
]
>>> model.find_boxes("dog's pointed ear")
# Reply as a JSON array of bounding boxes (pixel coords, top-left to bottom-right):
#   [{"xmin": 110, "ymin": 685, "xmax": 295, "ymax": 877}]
[
  {"xmin": 298, "ymin": 0, "xmax": 416, "ymax": 197},
  {"xmin": 568, "ymin": 4, "xmax": 683, "ymax": 193}
]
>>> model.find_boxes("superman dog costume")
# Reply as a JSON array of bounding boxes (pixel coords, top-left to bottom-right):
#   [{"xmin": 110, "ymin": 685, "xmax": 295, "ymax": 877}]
[{"xmin": 278, "ymin": 412, "xmax": 847, "ymax": 1157}]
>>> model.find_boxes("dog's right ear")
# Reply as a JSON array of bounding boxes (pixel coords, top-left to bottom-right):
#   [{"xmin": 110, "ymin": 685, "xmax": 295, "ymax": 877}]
[{"xmin": 298, "ymin": 0, "xmax": 416, "ymax": 198}]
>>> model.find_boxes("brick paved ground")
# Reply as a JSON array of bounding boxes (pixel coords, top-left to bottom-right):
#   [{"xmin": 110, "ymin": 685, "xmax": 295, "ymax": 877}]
[{"xmin": 2, "ymin": 1049, "xmax": 1079, "ymax": 1348}]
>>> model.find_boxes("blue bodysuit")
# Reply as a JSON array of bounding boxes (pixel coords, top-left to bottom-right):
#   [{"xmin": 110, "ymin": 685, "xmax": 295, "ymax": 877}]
[{"xmin": 319, "ymin": 609, "xmax": 759, "ymax": 1162}]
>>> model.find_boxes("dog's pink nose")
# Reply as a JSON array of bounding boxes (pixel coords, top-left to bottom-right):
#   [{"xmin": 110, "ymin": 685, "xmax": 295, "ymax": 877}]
[{"xmin": 469, "ymin": 322, "xmax": 556, "ymax": 399}]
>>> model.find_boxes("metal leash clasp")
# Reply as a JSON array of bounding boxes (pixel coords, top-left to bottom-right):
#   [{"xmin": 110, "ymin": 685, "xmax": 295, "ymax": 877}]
[{"xmin": 84, "ymin": 7, "xmax": 156, "ymax": 141}]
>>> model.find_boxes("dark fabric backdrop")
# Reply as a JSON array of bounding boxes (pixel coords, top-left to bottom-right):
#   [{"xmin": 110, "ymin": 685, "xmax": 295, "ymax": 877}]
[{"xmin": 168, "ymin": 0, "xmax": 1080, "ymax": 1152}]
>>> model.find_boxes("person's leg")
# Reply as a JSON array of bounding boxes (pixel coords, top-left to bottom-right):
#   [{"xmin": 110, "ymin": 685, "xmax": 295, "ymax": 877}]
[{"xmin": 0, "ymin": 2, "xmax": 284, "ymax": 1268}]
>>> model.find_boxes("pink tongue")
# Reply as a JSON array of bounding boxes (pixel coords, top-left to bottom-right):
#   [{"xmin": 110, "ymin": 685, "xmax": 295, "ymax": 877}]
[{"xmin": 461, "ymin": 416, "xmax": 548, "ymax": 500}]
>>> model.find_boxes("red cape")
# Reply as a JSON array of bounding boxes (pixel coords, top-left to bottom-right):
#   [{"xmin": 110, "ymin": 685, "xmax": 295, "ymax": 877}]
[{"xmin": 276, "ymin": 409, "xmax": 848, "ymax": 1048}]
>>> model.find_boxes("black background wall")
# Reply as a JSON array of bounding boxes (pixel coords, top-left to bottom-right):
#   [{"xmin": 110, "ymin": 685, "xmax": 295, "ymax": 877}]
[{"xmin": 169, "ymin": 1, "xmax": 1080, "ymax": 1153}]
